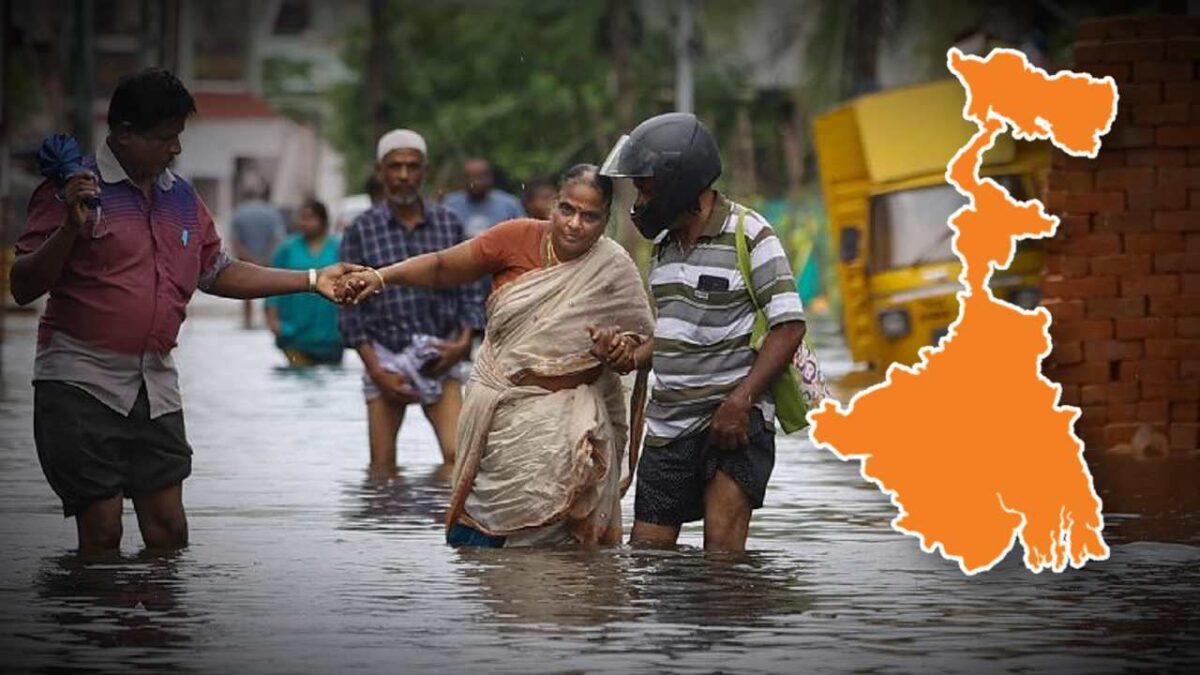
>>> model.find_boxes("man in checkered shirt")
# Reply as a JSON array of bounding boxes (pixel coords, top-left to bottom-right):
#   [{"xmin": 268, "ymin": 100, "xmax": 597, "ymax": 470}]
[{"xmin": 340, "ymin": 129, "xmax": 485, "ymax": 473}]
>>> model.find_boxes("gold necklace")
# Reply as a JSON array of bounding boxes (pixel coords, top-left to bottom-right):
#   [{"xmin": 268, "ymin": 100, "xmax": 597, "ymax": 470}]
[{"xmin": 543, "ymin": 232, "xmax": 560, "ymax": 268}]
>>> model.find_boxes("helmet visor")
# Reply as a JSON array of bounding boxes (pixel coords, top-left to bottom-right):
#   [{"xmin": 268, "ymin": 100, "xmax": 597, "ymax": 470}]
[{"xmin": 599, "ymin": 134, "xmax": 655, "ymax": 178}]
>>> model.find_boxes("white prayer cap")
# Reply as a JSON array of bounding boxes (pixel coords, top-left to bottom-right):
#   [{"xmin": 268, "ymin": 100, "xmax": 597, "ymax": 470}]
[{"xmin": 376, "ymin": 129, "xmax": 428, "ymax": 162}]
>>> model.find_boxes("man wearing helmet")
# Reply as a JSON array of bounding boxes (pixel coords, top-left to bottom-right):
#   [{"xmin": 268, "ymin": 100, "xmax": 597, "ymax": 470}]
[{"xmin": 592, "ymin": 113, "xmax": 806, "ymax": 552}]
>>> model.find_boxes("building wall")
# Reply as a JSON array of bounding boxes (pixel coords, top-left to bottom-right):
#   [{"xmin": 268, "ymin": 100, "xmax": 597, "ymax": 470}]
[{"xmin": 1042, "ymin": 15, "xmax": 1200, "ymax": 454}]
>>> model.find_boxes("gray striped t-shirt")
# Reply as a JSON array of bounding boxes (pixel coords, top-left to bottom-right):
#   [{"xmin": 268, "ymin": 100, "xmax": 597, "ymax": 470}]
[{"xmin": 646, "ymin": 194, "xmax": 805, "ymax": 446}]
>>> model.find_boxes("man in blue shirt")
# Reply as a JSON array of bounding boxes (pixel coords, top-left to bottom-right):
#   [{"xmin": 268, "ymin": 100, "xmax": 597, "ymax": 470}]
[{"xmin": 441, "ymin": 157, "xmax": 525, "ymax": 238}]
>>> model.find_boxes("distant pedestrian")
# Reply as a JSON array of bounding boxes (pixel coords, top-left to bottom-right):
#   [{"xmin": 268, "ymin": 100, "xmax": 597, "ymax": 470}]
[
  {"xmin": 441, "ymin": 157, "xmax": 525, "ymax": 238},
  {"xmin": 521, "ymin": 175, "xmax": 557, "ymax": 220},
  {"xmin": 266, "ymin": 199, "xmax": 344, "ymax": 366},
  {"xmin": 230, "ymin": 184, "xmax": 286, "ymax": 328}
]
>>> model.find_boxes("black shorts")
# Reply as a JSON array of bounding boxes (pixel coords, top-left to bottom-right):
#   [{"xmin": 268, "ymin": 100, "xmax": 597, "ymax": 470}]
[
  {"xmin": 34, "ymin": 382, "xmax": 192, "ymax": 517},
  {"xmin": 634, "ymin": 408, "xmax": 776, "ymax": 525}
]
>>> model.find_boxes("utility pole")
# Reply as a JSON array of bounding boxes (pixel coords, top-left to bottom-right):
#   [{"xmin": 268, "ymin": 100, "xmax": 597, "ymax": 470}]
[{"xmin": 675, "ymin": 0, "xmax": 694, "ymax": 113}]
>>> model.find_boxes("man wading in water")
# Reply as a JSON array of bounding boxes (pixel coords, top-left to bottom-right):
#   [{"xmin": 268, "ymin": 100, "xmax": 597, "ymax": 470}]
[{"xmin": 591, "ymin": 113, "xmax": 806, "ymax": 552}]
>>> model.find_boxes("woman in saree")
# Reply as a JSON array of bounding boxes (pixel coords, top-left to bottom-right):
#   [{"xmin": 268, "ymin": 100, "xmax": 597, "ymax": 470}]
[{"xmin": 340, "ymin": 165, "xmax": 654, "ymax": 547}]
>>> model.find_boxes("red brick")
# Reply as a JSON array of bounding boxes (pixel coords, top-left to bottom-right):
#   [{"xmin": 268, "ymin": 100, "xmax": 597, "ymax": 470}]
[
  {"xmin": 1053, "ymin": 151, "xmax": 1126, "ymax": 170},
  {"xmin": 1143, "ymin": 379, "xmax": 1200, "ymax": 401},
  {"xmin": 1103, "ymin": 38, "xmax": 1166, "ymax": 62},
  {"xmin": 1049, "ymin": 341, "xmax": 1084, "ymax": 366},
  {"xmin": 1076, "ymin": 425, "xmax": 1104, "ymax": 449},
  {"xmin": 1083, "ymin": 339, "xmax": 1144, "ymax": 361},
  {"xmin": 1109, "ymin": 126, "xmax": 1157, "ymax": 149},
  {"xmin": 1176, "ymin": 316, "xmax": 1200, "ymax": 337},
  {"xmin": 1133, "ymin": 102, "xmax": 1192, "ymax": 126},
  {"xmin": 1083, "ymin": 62, "xmax": 1131, "ymax": 82},
  {"xmin": 1166, "ymin": 37, "xmax": 1200, "ymax": 60},
  {"xmin": 1184, "ymin": 273, "xmax": 1200, "ymax": 295},
  {"xmin": 1188, "ymin": 251, "xmax": 1200, "ymax": 271},
  {"xmin": 1126, "ymin": 232, "xmax": 1186, "ymax": 253},
  {"xmin": 1127, "ymin": 186, "xmax": 1188, "ymax": 211},
  {"xmin": 1123, "ymin": 82, "xmax": 1164, "ymax": 106},
  {"xmin": 1119, "ymin": 359, "xmax": 1178, "ymax": 383},
  {"xmin": 1154, "ymin": 211, "xmax": 1200, "ymax": 232},
  {"xmin": 1080, "ymin": 383, "xmax": 1108, "ymax": 405},
  {"xmin": 1106, "ymin": 403, "xmax": 1136, "ymax": 423},
  {"xmin": 1086, "ymin": 297, "xmax": 1147, "ymax": 319},
  {"xmin": 1082, "ymin": 405, "xmax": 1110, "ymax": 426},
  {"xmin": 1126, "ymin": 148, "xmax": 1187, "ymax": 166},
  {"xmin": 1108, "ymin": 381, "xmax": 1142, "ymax": 402},
  {"xmin": 1189, "ymin": 234, "xmax": 1200, "ymax": 252},
  {"xmin": 1120, "ymin": 274, "xmax": 1180, "ymax": 297},
  {"xmin": 1053, "ymin": 362, "xmax": 1113, "ymax": 385},
  {"xmin": 1169, "ymin": 423, "xmax": 1199, "ymax": 451},
  {"xmin": 1172, "ymin": 402, "xmax": 1199, "ymax": 422},
  {"xmin": 1115, "ymin": 317, "xmax": 1176, "ymax": 339},
  {"xmin": 1165, "ymin": 82, "xmax": 1200, "ymax": 102},
  {"xmin": 1191, "ymin": 149, "xmax": 1200, "ymax": 166},
  {"xmin": 1154, "ymin": 252, "xmax": 1186, "ymax": 272},
  {"xmin": 1104, "ymin": 423, "xmax": 1161, "ymax": 447},
  {"xmin": 1108, "ymin": 18, "xmax": 1142, "ymax": 37},
  {"xmin": 1136, "ymin": 16, "xmax": 1199, "ymax": 38},
  {"xmin": 1134, "ymin": 60, "xmax": 1194, "ymax": 82},
  {"xmin": 1193, "ymin": 104, "xmax": 1200, "ymax": 124},
  {"xmin": 1074, "ymin": 233, "xmax": 1123, "ymax": 255},
  {"xmin": 1043, "ymin": 275, "xmax": 1118, "ymax": 299},
  {"xmin": 1042, "ymin": 298, "xmax": 1086, "ymax": 321},
  {"xmin": 1157, "ymin": 126, "xmax": 1200, "ymax": 147},
  {"xmin": 1095, "ymin": 167, "xmax": 1155, "ymax": 190},
  {"xmin": 1059, "ymin": 383, "xmax": 1081, "ymax": 406},
  {"xmin": 1150, "ymin": 294, "xmax": 1200, "ymax": 317},
  {"xmin": 1090, "ymin": 253, "xmax": 1152, "ymax": 275},
  {"xmin": 1066, "ymin": 192, "xmax": 1126, "ymax": 214},
  {"xmin": 1074, "ymin": 40, "xmax": 1103, "ymax": 63},
  {"xmin": 1047, "ymin": 170, "xmax": 1094, "ymax": 192},
  {"xmin": 1160, "ymin": 167, "xmax": 1200, "ymax": 188},
  {"xmin": 1182, "ymin": 360, "xmax": 1200, "ymax": 379},
  {"xmin": 1138, "ymin": 400, "xmax": 1171, "ymax": 423},
  {"xmin": 1051, "ymin": 319, "xmax": 1114, "ymax": 342},
  {"xmin": 1191, "ymin": 189, "xmax": 1200, "ymax": 208},
  {"xmin": 1055, "ymin": 214, "xmax": 1093, "ymax": 239},
  {"xmin": 1060, "ymin": 256, "xmax": 1091, "ymax": 278},
  {"xmin": 1145, "ymin": 338, "xmax": 1197, "ymax": 359}
]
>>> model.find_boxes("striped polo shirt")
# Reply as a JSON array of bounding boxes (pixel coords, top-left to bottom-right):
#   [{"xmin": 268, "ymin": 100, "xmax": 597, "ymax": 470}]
[{"xmin": 646, "ymin": 193, "xmax": 805, "ymax": 446}]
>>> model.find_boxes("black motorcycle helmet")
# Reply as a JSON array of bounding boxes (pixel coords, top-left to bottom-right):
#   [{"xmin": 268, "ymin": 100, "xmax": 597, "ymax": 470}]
[{"xmin": 599, "ymin": 112, "xmax": 722, "ymax": 240}]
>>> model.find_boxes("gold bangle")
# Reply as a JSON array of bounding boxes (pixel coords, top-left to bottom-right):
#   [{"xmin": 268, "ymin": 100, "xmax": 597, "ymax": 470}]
[{"xmin": 369, "ymin": 267, "xmax": 386, "ymax": 292}]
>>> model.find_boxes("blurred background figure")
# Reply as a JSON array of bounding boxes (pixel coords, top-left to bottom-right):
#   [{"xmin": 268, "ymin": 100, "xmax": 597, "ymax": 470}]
[
  {"xmin": 335, "ymin": 176, "xmax": 386, "ymax": 235},
  {"xmin": 520, "ymin": 176, "xmax": 557, "ymax": 221},
  {"xmin": 440, "ymin": 157, "xmax": 524, "ymax": 238},
  {"xmin": 265, "ymin": 199, "xmax": 344, "ymax": 367},
  {"xmin": 230, "ymin": 183, "xmax": 286, "ymax": 329}
]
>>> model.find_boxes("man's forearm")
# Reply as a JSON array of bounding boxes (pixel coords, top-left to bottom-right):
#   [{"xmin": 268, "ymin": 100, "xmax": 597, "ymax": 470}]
[
  {"xmin": 10, "ymin": 220, "xmax": 80, "ymax": 305},
  {"xmin": 355, "ymin": 342, "xmax": 382, "ymax": 377},
  {"xmin": 731, "ymin": 320, "xmax": 806, "ymax": 404},
  {"xmin": 210, "ymin": 260, "xmax": 308, "ymax": 299}
]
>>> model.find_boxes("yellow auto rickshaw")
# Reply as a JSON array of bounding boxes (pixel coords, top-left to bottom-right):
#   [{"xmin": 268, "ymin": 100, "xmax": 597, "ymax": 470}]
[{"xmin": 813, "ymin": 78, "xmax": 1048, "ymax": 370}]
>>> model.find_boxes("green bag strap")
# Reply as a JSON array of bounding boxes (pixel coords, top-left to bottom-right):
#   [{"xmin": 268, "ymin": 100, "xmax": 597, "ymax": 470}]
[{"xmin": 733, "ymin": 207, "xmax": 769, "ymax": 345}]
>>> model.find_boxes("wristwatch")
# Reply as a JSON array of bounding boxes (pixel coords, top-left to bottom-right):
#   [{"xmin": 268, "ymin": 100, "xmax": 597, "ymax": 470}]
[{"xmin": 307, "ymin": 268, "xmax": 317, "ymax": 292}]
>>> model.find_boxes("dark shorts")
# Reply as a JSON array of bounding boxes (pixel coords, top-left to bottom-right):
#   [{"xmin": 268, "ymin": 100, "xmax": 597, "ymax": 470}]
[
  {"xmin": 34, "ymin": 382, "xmax": 192, "ymax": 517},
  {"xmin": 634, "ymin": 408, "xmax": 776, "ymax": 525}
]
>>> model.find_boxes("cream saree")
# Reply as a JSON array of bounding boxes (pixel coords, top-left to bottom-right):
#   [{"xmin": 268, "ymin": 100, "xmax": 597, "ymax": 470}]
[{"xmin": 446, "ymin": 237, "xmax": 654, "ymax": 546}]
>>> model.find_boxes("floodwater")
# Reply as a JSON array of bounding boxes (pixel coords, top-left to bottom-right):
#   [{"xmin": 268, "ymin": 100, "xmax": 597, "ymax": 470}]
[{"xmin": 0, "ymin": 303, "xmax": 1196, "ymax": 674}]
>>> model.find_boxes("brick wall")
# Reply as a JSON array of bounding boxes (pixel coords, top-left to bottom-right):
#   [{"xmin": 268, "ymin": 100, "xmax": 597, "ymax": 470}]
[{"xmin": 1042, "ymin": 15, "xmax": 1199, "ymax": 454}]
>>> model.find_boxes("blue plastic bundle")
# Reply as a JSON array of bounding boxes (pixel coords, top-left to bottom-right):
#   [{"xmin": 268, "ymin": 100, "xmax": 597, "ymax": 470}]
[{"xmin": 38, "ymin": 134, "xmax": 100, "ymax": 208}]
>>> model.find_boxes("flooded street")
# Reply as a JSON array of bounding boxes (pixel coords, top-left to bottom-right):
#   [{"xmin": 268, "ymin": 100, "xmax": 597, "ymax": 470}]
[{"xmin": 1, "ymin": 303, "xmax": 1197, "ymax": 674}]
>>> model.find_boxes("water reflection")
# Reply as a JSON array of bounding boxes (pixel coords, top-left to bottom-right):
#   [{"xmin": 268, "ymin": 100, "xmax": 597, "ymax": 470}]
[
  {"xmin": 339, "ymin": 465, "xmax": 452, "ymax": 533},
  {"xmin": 28, "ymin": 552, "xmax": 199, "ymax": 673}
]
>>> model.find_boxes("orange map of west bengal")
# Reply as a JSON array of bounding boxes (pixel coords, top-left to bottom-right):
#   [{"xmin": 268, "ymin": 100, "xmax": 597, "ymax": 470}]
[{"xmin": 808, "ymin": 48, "xmax": 1120, "ymax": 575}]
